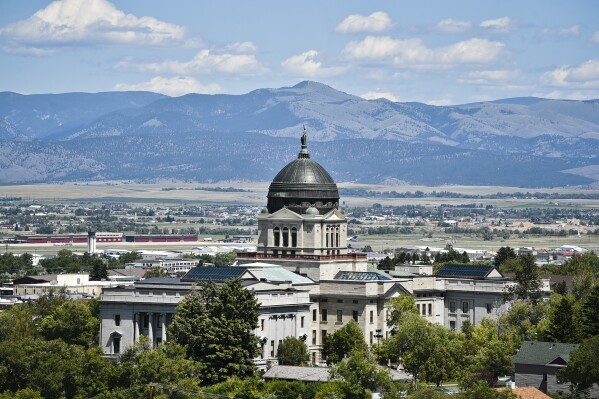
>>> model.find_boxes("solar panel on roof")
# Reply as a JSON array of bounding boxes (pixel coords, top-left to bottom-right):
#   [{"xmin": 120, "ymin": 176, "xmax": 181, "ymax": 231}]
[
  {"xmin": 334, "ymin": 271, "xmax": 390, "ymax": 281},
  {"xmin": 435, "ymin": 264, "xmax": 495, "ymax": 278},
  {"xmin": 182, "ymin": 267, "xmax": 246, "ymax": 282}
]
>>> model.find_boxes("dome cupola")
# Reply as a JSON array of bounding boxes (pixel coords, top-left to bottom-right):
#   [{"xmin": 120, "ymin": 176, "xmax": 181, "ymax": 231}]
[{"xmin": 267, "ymin": 127, "xmax": 339, "ymax": 214}]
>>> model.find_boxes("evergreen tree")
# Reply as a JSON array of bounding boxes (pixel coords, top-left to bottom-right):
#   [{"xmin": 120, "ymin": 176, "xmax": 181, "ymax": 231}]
[
  {"xmin": 580, "ymin": 283, "xmax": 599, "ymax": 338},
  {"xmin": 504, "ymin": 255, "xmax": 543, "ymax": 303},
  {"xmin": 546, "ymin": 295, "xmax": 576, "ymax": 343},
  {"xmin": 494, "ymin": 247, "xmax": 516, "ymax": 268},
  {"xmin": 169, "ymin": 279, "xmax": 260, "ymax": 384}
]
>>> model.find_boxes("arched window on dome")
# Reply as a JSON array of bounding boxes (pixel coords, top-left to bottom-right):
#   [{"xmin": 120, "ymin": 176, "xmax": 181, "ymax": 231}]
[
  {"xmin": 273, "ymin": 227, "xmax": 280, "ymax": 247},
  {"xmin": 282, "ymin": 227, "xmax": 289, "ymax": 247},
  {"xmin": 291, "ymin": 227, "xmax": 297, "ymax": 247}
]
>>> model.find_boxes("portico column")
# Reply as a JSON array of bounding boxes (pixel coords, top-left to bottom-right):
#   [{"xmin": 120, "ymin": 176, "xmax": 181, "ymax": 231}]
[
  {"xmin": 148, "ymin": 313, "xmax": 154, "ymax": 347},
  {"xmin": 161, "ymin": 313, "xmax": 167, "ymax": 342},
  {"xmin": 134, "ymin": 312, "xmax": 139, "ymax": 342}
]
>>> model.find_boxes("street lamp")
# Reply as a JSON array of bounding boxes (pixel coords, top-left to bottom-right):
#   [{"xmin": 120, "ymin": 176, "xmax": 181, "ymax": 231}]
[{"xmin": 374, "ymin": 329, "xmax": 383, "ymax": 361}]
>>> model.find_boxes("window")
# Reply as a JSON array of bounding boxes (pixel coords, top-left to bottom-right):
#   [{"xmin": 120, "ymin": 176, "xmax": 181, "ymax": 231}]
[
  {"xmin": 417, "ymin": 304, "xmax": 421, "ymax": 314},
  {"xmin": 422, "ymin": 305, "xmax": 426, "ymax": 316},
  {"xmin": 113, "ymin": 336, "xmax": 121, "ymax": 354},
  {"xmin": 301, "ymin": 316, "xmax": 305, "ymax": 328},
  {"xmin": 313, "ymin": 309, "xmax": 317, "ymax": 321},
  {"xmin": 486, "ymin": 303, "xmax": 493, "ymax": 314},
  {"xmin": 370, "ymin": 331, "xmax": 373, "ymax": 345},
  {"xmin": 261, "ymin": 319, "xmax": 264, "ymax": 331},
  {"xmin": 312, "ymin": 330, "xmax": 317, "ymax": 345},
  {"xmin": 282, "ymin": 227, "xmax": 289, "ymax": 247},
  {"xmin": 428, "ymin": 303, "xmax": 432, "ymax": 316},
  {"xmin": 462, "ymin": 302, "xmax": 469, "ymax": 313},
  {"xmin": 273, "ymin": 227, "xmax": 280, "ymax": 247},
  {"xmin": 449, "ymin": 301, "xmax": 456, "ymax": 313},
  {"xmin": 270, "ymin": 340, "xmax": 275, "ymax": 357},
  {"xmin": 337, "ymin": 310, "xmax": 342, "ymax": 323},
  {"xmin": 291, "ymin": 227, "xmax": 297, "ymax": 247},
  {"xmin": 114, "ymin": 314, "xmax": 121, "ymax": 326},
  {"xmin": 450, "ymin": 321, "xmax": 456, "ymax": 330},
  {"xmin": 542, "ymin": 374, "xmax": 547, "ymax": 382},
  {"xmin": 143, "ymin": 313, "xmax": 149, "ymax": 328},
  {"xmin": 353, "ymin": 299, "xmax": 358, "ymax": 304},
  {"xmin": 369, "ymin": 310, "xmax": 374, "ymax": 324},
  {"xmin": 352, "ymin": 310, "xmax": 359, "ymax": 322},
  {"xmin": 322, "ymin": 309, "xmax": 328, "ymax": 322},
  {"xmin": 312, "ymin": 352, "xmax": 316, "ymax": 364},
  {"xmin": 322, "ymin": 330, "xmax": 327, "ymax": 343}
]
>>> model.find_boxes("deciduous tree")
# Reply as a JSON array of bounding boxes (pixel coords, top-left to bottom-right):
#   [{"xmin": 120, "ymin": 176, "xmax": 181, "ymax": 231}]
[{"xmin": 277, "ymin": 336, "xmax": 310, "ymax": 366}]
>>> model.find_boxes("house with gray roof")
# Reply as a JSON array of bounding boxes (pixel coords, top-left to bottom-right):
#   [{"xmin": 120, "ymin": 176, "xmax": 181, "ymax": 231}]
[{"xmin": 514, "ymin": 341, "xmax": 598, "ymax": 397}]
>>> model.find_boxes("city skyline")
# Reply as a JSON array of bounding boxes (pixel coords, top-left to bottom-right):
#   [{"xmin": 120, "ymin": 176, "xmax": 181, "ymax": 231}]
[{"xmin": 0, "ymin": 0, "xmax": 598, "ymax": 104}]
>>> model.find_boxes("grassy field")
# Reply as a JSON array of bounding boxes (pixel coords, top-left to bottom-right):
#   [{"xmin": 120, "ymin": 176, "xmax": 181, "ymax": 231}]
[
  {"xmin": 2, "ymin": 181, "xmax": 598, "ymax": 256},
  {"xmin": 4, "ymin": 181, "xmax": 599, "ymax": 208}
]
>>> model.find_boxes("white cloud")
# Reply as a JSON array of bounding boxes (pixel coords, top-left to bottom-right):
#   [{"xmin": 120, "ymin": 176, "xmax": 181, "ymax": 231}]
[
  {"xmin": 114, "ymin": 76, "xmax": 221, "ymax": 96},
  {"xmin": 436, "ymin": 38, "xmax": 505, "ymax": 64},
  {"xmin": 435, "ymin": 19, "xmax": 472, "ymax": 33},
  {"xmin": 336, "ymin": 12, "xmax": 392, "ymax": 34},
  {"xmin": 343, "ymin": 36, "xmax": 504, "ymax": 67},
  {"xmin": 360, "ymin": 91, "xmax": 399, "ymax": 102},
  {"xmin": 119, "ymin": 49, "xmax": 267, "ymax": 75},
  {"xmin": 541, "ymin": 25, "xmax": 580, "ymax": 38},
  {"xmin": 480, "ymin": 17, "xmax": 513, "ymax": 33},
  {"xmin": 281, "ymin": 50, "xmax": 345, "ymax": 77},
  {"xmin": 225, "ymin": 41, "xmax": 258, "ymax": 54},
  {"xmin": 541, "ymin": 59, "xmax": 599, "ymax": 89},
  {"xmin": 1, "ymin": 45, "xmax": 54, "ymax": 56},
  {"xmin": 0, "ymin": 0, "xmax": 185, "ymax": 50},
  {"xmin": 458, "ymin": 69, "xmax": 517, "ymax": 84},
  {"xmin": 591, "ymin": 31, "xmax": 599, "ymax": 44}
]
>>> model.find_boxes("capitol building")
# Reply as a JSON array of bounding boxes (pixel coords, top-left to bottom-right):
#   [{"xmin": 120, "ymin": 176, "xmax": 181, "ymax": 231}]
[{"xmin": 100, "ymin": 128, "xmax": 511, "ymax": 367}]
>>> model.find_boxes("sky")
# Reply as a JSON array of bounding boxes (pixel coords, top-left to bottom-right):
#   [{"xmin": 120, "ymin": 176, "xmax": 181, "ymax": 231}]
[{"xmin": 0, "ymin": 0, "xmax": 598, "ymax": 105}]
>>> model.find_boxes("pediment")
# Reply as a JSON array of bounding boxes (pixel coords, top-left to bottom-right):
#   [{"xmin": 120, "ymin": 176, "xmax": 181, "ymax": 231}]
[
  {"xmin": 266, "ymin": 207, "xmax": 304, "ymax": 220},
  {"xmin": 383, "ymin": 282, "xmax": 412, "ymax": 298},
  {"xmin": 322, "ymin": 209, "xmax": 347, "ymax": 221}
]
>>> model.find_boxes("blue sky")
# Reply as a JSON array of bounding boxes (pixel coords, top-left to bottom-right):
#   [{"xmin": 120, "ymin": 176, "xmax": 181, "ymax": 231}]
[{"xmin": 0, "ymin": 0, "xmax": 597, "ymax": 104}]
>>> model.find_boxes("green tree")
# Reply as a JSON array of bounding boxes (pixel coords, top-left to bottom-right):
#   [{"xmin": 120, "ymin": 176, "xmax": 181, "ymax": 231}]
[
  {"xmin": 494, "ymin": 247, "xmax": 516, "ymax": 268},
  {"xmin": 38, "ymin": 300, "xmax": 99, "ymax": 347},
  {"xmin": 545, "ymin": 294, "xmax": 577, "ymax": 343},
  {"xmin": 119, "ymin": 340, "xmax": 202, "ymax": 396},
  {"xmin": 504, "ymin": 255, "xmax": 543, "ymax": 303},
  {"xmin": 386, "ymin": 295, "xmax": 419, "ymax": 331},
  {"xmin": 169, "ymin": 279, "xmax": 260, "ymax": 384},
  {"xmin": 89, "ymin": 256, "xmax": 108, "ymax": 281},
  {"xmin": 329, "ymin": 349, "xmax": 395, "ymax": 399},
  {"xmin": 0, "ymin": 388, "xmax": 43, "ymax": 399},
  {"xmin": 421, "ymin": 326, "xmax": 461, "ymax": 387},
  {"xmin": 559, "ymin": 335, "xmax": 599, "ymax": 395},
  {"xmin": 118, "ymin": 251, "xmax": 142, "ymax": 265},
  {"xmin": 382, "ymin": 313, "xmax": 432, "ymax": 386},
  {"xmin": 277, "ymin": 336, "xmax": 310, "ymax": 366},
  {"xmin": 0, "ymin": 303, "xmax": 38, "ymax": 341},
  {"xmin": 144, "ymin": 266, "xmax": 168, "ymax": 278},
  {"xmin": 579, "ymin": 283, "xmax": 599, "ymax": 338},
  {"xmin": 460, "ymin": 382, "xmax": 516, "ymax": 399},
  {"xmin": 322, "ymin": 319, "xmax": 368, "ymax": 365}
]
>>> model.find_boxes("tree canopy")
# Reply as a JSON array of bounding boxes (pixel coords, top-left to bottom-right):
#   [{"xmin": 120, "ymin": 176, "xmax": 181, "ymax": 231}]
[{"xmin": 169, "ymin": 279, "xmax": 260, "ymax": 384}]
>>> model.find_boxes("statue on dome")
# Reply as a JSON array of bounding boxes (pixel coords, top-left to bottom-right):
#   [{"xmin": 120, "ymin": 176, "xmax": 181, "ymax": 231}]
[{"xmin": 301, "ymin": 125, "xmax": 307, "ymax": 147}]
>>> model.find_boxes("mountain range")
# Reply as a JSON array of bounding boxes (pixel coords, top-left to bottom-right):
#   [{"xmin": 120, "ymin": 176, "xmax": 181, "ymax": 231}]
[{"xmin": 1, "ymin": 81, "xmax": 598, "ymax": 187}]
